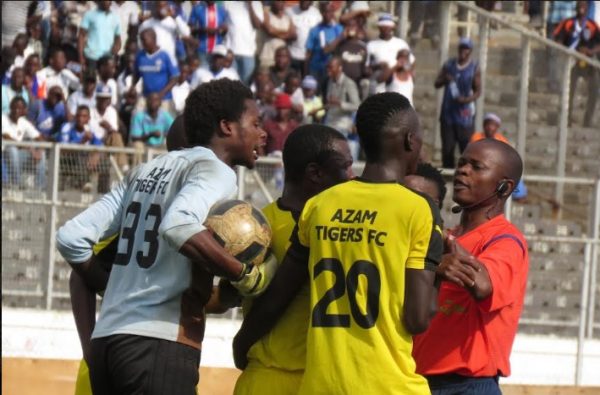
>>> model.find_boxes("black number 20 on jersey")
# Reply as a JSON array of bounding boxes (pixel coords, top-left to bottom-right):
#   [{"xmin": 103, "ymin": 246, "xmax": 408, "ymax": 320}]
[
  {"xmin": 312, "ymin": 258, "xmax": 381, "ymax": 329},
  {"xmin": 114, "ymin": 201, "xmax": 162, "ymax": 268}
]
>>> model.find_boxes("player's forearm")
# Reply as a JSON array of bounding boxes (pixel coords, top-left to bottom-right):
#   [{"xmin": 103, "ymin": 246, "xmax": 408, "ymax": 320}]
[
  {"xmin": 69, "ymin": 271, "xmax": 97, "ymax": 362},
  {"xmin": 179, "ymin": 230, "xmax": 244, "ymax": 280},
  {"xmin": 69, "ymin": 257, "xmax": 110, "ymax": 293}
]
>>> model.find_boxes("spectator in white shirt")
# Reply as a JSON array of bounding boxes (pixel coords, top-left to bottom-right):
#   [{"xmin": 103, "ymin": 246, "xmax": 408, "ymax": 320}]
[
  {"xmin": 172, "ymin": 62, "xmax": 191, "ymax": 114},
  {"xmin": 67, "ymin": 72, "xmax": 97, "ymax": 117},
  {"xmin": 286, "ymin": 1, "xmax": 322, "ymax": 75},
  {"xmin": 224, "ymin": 1, "xmax": 263, "ymax": 85},
  {"xmin": 2, "ymin": 96, "xmax": 46, "ymax": 189},
  {"xmin": 138, "ymin": 0, "xmax": 192, "ymax": 64},
  {"xmin": 36, "ymin": 47, "xmax": 81, "ymax": 100},
  {"xmin": 190, "ymin": 45, "xmax": 240, "ymax": 88},
  {"xmin": 97, "ymin": 55, "xmax": 119, "ymax": 108},
  {"xmin": 111, "ymin": 1, "xmax": 140, "ymax": 55},
  {"xmin": 367, "ymin": 13, "xmax": 415, "ymax": 94}
]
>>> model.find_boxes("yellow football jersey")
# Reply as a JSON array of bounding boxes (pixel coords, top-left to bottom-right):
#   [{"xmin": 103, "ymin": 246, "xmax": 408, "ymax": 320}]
[
  {"xmin": 296, "ymin": 179, "xmax": 442, "ymax": 395},
  {"xmin": 234, "ymin": 200, "xmax": 309, "ymax": 395}
]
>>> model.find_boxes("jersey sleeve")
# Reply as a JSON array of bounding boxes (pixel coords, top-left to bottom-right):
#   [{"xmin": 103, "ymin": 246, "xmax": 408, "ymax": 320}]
[
  {"xmin": 477, "ymin": 235, "xmax": 528, "ymax": 313},
  {"xmin": 80, "ymin": 11, "xmax": 91, "ymax": 31},
  {"xmin": 406, "ymin": 194, "xmax": 443, "ymax": 271},
  {"xmin": 56, "ymin": 174, "xmax": 129, "ymax": 263},
  {"xmin": 159, "ymin": 158, "xmax": 238, "ymax": 251}
]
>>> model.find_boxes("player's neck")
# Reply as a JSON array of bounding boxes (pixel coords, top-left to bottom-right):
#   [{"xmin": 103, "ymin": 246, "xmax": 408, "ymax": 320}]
[
  {"xmin": 280, "ymin": 183, "xmax": 307, "ymax": 212},
  {"xmin": 361, "ymin": 161, "xmax": 407, "ymax": 183},
  {"xmin": 207, "ymin": 143, "xmax": 234, "ymax": 168}
]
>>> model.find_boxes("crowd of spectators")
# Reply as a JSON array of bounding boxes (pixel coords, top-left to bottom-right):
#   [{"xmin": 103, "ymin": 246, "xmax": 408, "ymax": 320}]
[{"xmin": 1, "ymin": 1, "xmax": 598, "ymax": 193}]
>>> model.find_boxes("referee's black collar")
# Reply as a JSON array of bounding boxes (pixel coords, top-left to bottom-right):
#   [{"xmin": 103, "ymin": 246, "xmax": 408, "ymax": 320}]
[{"xmin": 353, "ymin": 176, "xmax": 400, "ymax": 185}]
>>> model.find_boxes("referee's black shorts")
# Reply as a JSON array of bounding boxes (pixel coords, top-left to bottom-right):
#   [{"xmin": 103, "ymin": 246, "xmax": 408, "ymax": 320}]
[{"xmin": 89, "ymin": 334, "xmax": 200, "ymax": 395}]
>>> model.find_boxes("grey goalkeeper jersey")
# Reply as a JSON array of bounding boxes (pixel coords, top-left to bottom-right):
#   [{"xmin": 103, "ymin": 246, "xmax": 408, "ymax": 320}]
[{"xmin": 57, "ymin": 146, "xmax": 237, "ymax": 348}]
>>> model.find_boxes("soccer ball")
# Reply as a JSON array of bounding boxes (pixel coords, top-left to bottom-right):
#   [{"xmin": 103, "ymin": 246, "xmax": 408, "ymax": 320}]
[{"xmin": 205, "ymin": 200, "xmax": 272, "ymax": 266}]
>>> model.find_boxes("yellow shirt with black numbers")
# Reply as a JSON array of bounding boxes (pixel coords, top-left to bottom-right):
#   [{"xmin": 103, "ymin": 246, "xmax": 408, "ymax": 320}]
[
  {"xmin": 296, "ymin": 179, "xmax": 443, "ymax": 395},
  {"xmin": 234, "ymin": 200, "xmax": 309, "ymax": 395}
]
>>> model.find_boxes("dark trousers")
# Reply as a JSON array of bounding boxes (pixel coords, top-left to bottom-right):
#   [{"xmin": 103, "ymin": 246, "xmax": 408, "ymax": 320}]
[
  {"xmin": 89, "ymin": 334, "xmax": 200, "ymax": 395},
  {"xmin": 441, "ymin": 120, "xmax": 473, "ymax": 169},
  {"xmin": 569, "ymin": 65, "xmax": 599, "ymax": 128},
  {"xmin": 427, "ymin": 374, "xmax": 502, "ymax": 395}
]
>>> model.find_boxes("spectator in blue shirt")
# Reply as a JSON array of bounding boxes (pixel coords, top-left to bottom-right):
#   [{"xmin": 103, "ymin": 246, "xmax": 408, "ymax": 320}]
[
  {"xmin": 59, "ymin": 105, "xmax": 102, "ymax": 146},
  {"xmin": 130, "ymin": 92, "xmax": 174, "ymax": 155},
  {"xmin": 28, "ymin": 84, "xmax": 68, "ymax": 141},
  {"xmin": 188, "ymin": 0, "xmax": 229, "ymax": 67},
  {"xmin": 78, "ymin": 0, "xmax": 122, "ymax": 73},
  {"xmin": 305, "ymin": 2, "xmax": 344, "ymax": 86},
  {"xmin": 131, "ymin": 28, "xmax": 180, "ymax": 116}
]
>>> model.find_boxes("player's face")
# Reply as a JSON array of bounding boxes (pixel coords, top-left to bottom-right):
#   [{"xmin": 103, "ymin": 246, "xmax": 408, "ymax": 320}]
[
  {"xmin": 232, "ymin": 99, "xmax": 265, "ymax": 169},
  {"xmin": 317, "ymin": 139, "xmax": 354, "ymax": 190},
  {"xmin": 453, "ymin": 143, "xmax": 504, "ymax": 206},
  {"xmin": 405, "ymin": 175, "xmax": 440, "ymax": 207}
]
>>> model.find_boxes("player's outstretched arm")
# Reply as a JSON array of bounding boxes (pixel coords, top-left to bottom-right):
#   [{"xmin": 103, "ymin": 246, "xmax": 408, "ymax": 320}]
[{"xmin": 232, "ymin": 244, "xmax": 309, "ymax": 370}]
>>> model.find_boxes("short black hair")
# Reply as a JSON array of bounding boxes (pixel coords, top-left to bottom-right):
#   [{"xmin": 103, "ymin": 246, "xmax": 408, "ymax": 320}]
[
  {"xmin": 166, "ymin": 115, "xmax": 189, "ymax": 152},
  {"xmin": 10, "ymin": 96, "xmax": 26, "ymax": 108},
  {"xmin": 282, "ymin": 124, "xmax": 347, "ymax": 183},
  {"xmin": 355, "ymin": 92, "xmax": 413, "ymax": 162},
  {"xmin": 183, "ymin": 78, "xmax": 254, "ymax": 147},
  {"xmin": 76, "ymin": 105, "xmax": 90, "ymax": 114},
  {"xmin": 48, "ymin": 47, "xmax": 65, "ymax": 60},
  {"xmin": 97, "ymin": 55, "xmax": 114, "ymax": 69},
  {"xmin": 414, "ymin": 162, "xmax": 447, "ymax": 209}
]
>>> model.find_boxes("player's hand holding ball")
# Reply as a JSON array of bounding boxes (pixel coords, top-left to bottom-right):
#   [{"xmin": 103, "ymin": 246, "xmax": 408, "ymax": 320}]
[{"xmin": 231, "ymin": 253, "xmax": 278, "ymax": 297}]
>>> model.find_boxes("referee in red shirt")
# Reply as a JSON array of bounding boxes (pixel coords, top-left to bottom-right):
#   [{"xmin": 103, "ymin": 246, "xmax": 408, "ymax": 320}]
[{"xmin": 413, "ymin": 139, "xmax": 529, "ymax": 394}]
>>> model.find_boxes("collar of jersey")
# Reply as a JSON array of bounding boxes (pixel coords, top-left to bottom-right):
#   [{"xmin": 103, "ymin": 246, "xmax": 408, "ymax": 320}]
[{"xmin": 353, "ymin": 176, "xmax": 399, "ymax": 184}]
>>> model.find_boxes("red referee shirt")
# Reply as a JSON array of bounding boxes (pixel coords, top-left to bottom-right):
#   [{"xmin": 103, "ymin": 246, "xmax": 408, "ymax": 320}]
[{"xmin": 413, "ymin": 214, "xmax": 529, "ymax": 378}]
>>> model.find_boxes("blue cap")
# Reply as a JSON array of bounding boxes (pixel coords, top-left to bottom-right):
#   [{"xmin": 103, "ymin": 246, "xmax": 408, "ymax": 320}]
[
  {"xmin": 377, "ymin": 13, "xmax": 396, "ymax": 27},
  {"xmin": 302, "ymin": 75, "xmax": 318, "ymax": 90},
  {"xmin": 459, "ymin": 37, "xmax": 473, "ymax": 49},
  {"xmin": 95, "ymin": 83, "xmax": 112, "ymax": 98}
]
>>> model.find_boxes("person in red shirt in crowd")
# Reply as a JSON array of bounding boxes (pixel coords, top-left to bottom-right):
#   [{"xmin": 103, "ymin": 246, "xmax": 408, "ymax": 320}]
[
  {"xmin": 261, "ymin": 93, "xmax": 299, "ymax": 156},
  {"xmin": 413, "ymin": 139, "xmax": 529, "ymax": 395},
  {"xmin": 470, "ymin": 112, "xmax": 509, "ymax": 144}
]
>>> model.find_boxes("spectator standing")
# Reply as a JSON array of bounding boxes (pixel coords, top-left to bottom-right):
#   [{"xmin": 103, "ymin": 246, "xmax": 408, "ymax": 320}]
[
  {"xmin": 367, "ymin": 13, "xmax": 415, "ymax": 94},
  {"xmin": 301, "ymin": 74, "xmax": 325, "ymax": 123},
  {"xmin": 553, "ymin": 0, "xmax": 600, "ymax": 127},
  {"xmin": 286, "ymin": 0, "xmax": 322, "ymax": 75},
  {"xmin": 383, "ymin": 49, "xmax": 415, "ymax": 105},
  {"xmin": 259, "ymin": 1, "xmax": 296, "ymax": 69},
  {"xmin": 28, "ymin": 84, "xmax": 68, "ymax": 141},
  {"xmin": 339, "ymin": 0, "xmax": 371, "ymax": 41},
  {"xmin": 408, "ymin": 1, "xmax": 441, "ymax": 49},
  {"xmin": 189, "ymin": 0, "xmax": 229, "ymax": 68},
  {"xmin": 138, "ymin": 1, "xmax": 191, "ymax": 65},
  {"xmin": 224, "ymin": 1, "xmax": 263, "ymax": 85},
  {"xmin": 97, "ymin": 56, "xmax": 119, "ymax": 108},
  {"xmin": 1, "ymin": 1, "xmax": 31, "ymax": 47},
  {"xmin": 413, "ymin": 140, "xmax": 528, "ymax": 395},
  {"xmin": 110, "ymin": 1, "xmax": 140, "ymax": 56},
  {"xmin": 305, "ymin": 2, "xmax": 344, "ymax": 86},
  {"xmin": 78, "ymin": 0, "xmax": 121, "ymax": 73},
  {"xmin": 172, "ymin": 62, "xmax": 191, "ymax": 115},
  {"xmin": 2, "ymin": 96, "xmax": 46, "ymax": 189},
  {"xmin": 23, "ymin": 54, "xmax": 41, "ymax": 98},
  {"xmin": 269, "ymin": 46, "xmax": 294, "ymax": 87},
  {"xmin": 24, "ymin": 19, "xmax": 44, "ymax": 61},
  {"xmin": 117, "ymin": 52, "xmax": 141, "ymax": 104},
  {"xmin": 435, "ymin": 37, "xmax": 481, "ymax": 169},
  {"xmin": 67, "ymin": 72, "xmax": 97, "ymax": 117},
  {"xmin": 132, "ymin": 28, "xmax": 180, "ymax": 115},
  {"xmin": 130, "ymin": 92, "xmax": 174, "ymax": 153},
  {"xmin": 336, "ymin": 17, "xmax": 370, "ymax": 99},
  {"xmin": 262, "ymin": 93, "xmax": 299, "ymax": 156},
  {"xmin": 36, "ymin": 48, "xmax": 81, "ymax": 100},
  {"xmin": 546, "ymin": 1, "xmax": 577, "ymax": 92},
  {"xmin": 12, "ymin": 33, "xmax": 29, "ymax": 68},
  {"xmin": 190, "ymin": 44, "xmax": 240, "ymax": 88},
  {"xmin": 2, "ymin": 67, "xmax": 30, "ymax": 115},
  {"xmin": 323, "ymin": 56, "xmax": 360, "ymax": 158}
]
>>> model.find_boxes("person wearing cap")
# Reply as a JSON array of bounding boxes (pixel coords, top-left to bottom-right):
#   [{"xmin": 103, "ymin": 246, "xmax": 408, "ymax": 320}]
[
  {"xmin": 261, "ymin": 93, "xmax": 299, "ymax": 156},
  {"xmin": 301, "ymin": 74, "xmax": 325, "ymax": 123},
  {"xmin": 131, "ymin": 27, "xmax": 180, "ymax": 116},
  {"xmin": 28, "ymin": 84, "xmax": 69, "ymax": 140},
  {"xmin": 286, "ymin": 1, "xmax": 323, "ymax": 75},
  {"xmin": 324, "ymin": 56, "xmax": 360, "ymax": 159},
  {"xmin": 90, "ymin": 83, "xmax": 128, "ymax": 180},
  {"xmin": 339, "ymin": 0, "xmax": 371, "ymax": 41},
  {"xmin": 305, "ymin": 2, "xmax": 344, "ymax": 85},
  {"xmin": 367, "ymin": 13, "xmax": 415, "ymax": 94},
  {"xmin": 435, "ymin": 37, "xmax": 481, "ymax": 169},
  {"xmin": 190, "ymin": 44, "xmax": 240, "ymax": 88}
]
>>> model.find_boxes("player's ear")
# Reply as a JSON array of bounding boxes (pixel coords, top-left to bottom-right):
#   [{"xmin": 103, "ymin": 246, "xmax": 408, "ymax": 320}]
[
  {"xmin": 219, "ymin": 119, "xmax": 234, "ymax": 137},
  {"xmin": 305, "ymin": 162, "xmax": 321, "ymax": 184},
  {"xmin": 404, "ymin": 132, "xmax": 414, "ymax": 151}
]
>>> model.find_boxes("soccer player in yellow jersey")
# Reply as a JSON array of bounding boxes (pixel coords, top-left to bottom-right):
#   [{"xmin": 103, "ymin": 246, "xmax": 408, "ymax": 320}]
[
  {"xmin": 234, "ymin": 124, "xmax": 354, "ymax": 395},
  {"xmin": 234, "ymin": 92, "xmax": 443, "ymax": 395}
]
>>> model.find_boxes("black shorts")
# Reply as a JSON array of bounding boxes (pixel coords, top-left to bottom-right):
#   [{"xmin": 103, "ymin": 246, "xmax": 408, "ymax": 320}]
[{"xmin": 89, "ymin": 334, "xmax": 200, "ymax": 395}]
